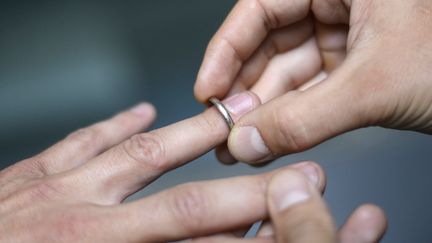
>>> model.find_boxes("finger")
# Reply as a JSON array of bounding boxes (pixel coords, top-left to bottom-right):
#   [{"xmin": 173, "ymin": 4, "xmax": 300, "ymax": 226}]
[
  {"xmin": 64, "ymin": 92, "xmax": 261, "ymax": 203},
  {"xmin": 256, "ymin": 221, "xmax": 274, "ymax": 238},
  {"xmin": 190, "ymin": 235, "xmax": 273, "ymax": 243},
  {"xmin": 228, "ymin": 226, "xmax": 252, "ymax": 238},
  {"xmin": 11, "ymin": 103, "xmax": 156, "ymax": 177},
  {"xmin": 268, "ymin": 169, "xmax": 337, "ymax": 243},
  {"xmin": 250, "ymin": 38, "xmax": 322, "ymax": 103},
  {"xmin": 310, "ymin": 1, "xmax": 350, "ymax": 24},
  {"xmin": 194, "ymin": 0, "xmax": 311, "ymax": 102},
  {"xmin": 228, "ymin": 64, "xmax": 366, "ymax": 163},
  {"xmin": 298, "ymin": 71, "xmax": 327, "ymax": 91},
  {"xmin": 339, "ymin": 204, "xmax": 387, "ymax": 243},
  {"xmin": 110, "ymin": 162, "xmax": 323, "ymax": 242},
  {"xmin": 192, "ymin": 226, "xmax": 252, "ymax": 241},
  {"xmin": 215, "ymin": 143, "xmax": 238, "ymax": 165},
  {"xmin": 231, "ymin": 18, "xmax": 314, "ymax": 97},
  {"xmin": 315, "ymin": 21, "xmax": 348, "ymax": 72}
]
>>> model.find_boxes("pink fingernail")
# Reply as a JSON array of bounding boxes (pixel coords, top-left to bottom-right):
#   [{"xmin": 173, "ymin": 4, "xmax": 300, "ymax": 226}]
[{"xmin": 222, "ymin": 92, "xmax": 255, "ymax": 120}]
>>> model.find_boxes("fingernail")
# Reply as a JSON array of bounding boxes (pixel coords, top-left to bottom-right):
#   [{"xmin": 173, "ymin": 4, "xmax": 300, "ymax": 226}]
[
  {"xmin": 222, "ymin": 92, "xmax": 254, "ymax": 120},
  {"xmin": 258, "ymin": 223, "xmax": 274, "ymax": 237},
  {"xmin": 271, "ymin": 171, "xmax": 311, "ymax": 212},
  {"xmin": 229, "ymin": 126, "xmax": 270, "ymax": 162},
  {"xmin": 130, "ymin": 103, "xmax": 154, "ymax": 117},
  {"xmin": 292, "ymin": 162, "xmax": 320, "ymax": 187}
]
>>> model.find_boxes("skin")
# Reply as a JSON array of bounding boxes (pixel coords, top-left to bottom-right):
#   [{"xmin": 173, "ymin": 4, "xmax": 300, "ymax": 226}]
[
  {"xmin": 260, "ymin": 170, "xmax": 387, "ymax": 243},
  {"xmin": 194, "ymin": 0, "xmax": 432, "ymax": 164},
  {"xmin": 0, "ymin": 93, "xmax": 386, "ymax": 242}
]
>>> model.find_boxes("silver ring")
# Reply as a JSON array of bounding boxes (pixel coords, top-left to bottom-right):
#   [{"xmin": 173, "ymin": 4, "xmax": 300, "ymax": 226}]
[{"xmin": 210, "ymin": 98, "xmax": 235, "ymax": 130}]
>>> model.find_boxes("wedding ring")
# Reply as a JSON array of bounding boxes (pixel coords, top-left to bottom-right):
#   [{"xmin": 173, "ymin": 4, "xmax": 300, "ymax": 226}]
[{"xmin": 210, "ymin": 97, "xmax": 235, "ymax": 130}]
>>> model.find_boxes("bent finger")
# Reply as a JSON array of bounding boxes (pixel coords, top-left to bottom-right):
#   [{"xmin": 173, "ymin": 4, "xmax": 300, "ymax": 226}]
[
  {"xmin": 64, "ymin": 92, "xmax": 261, "ymax": 203},
  {"xmin": 228, "ymin": 63, "xmax": 366, "ymax": 163},
  {"xmin": 315, "ymin": 21, "xmax": 348, "ymax": 72},
  {"xmin": 268, "ymin": 170, "xmax": 337, "ymax": 243},
  {"xmin": 231, "ymin": 18, "xmax": 314, "ymax": 97},
  {"xmin": 250, "ymin": 38, "xmax": 321, "ymax": 103},
  {"xmin": 194, "ymin": 0, "xmax": 311, "ymax": 102}
]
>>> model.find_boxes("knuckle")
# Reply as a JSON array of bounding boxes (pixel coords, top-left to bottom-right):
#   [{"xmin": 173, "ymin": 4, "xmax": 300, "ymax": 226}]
[
  {"xmin": 254, "ymin": 0, "xmax": 280, "ymax": 29},
  {"xmin": 273, "ymin": 108, "xmax": 310, "ymax": 153},
  {"xmin": 27, "ymin": 178, "xmax": 69, "ymax": 200},
  {"xmin": 0, "ymin": 159, "xmax": 45, "ymax": 180},
  {"xmin": 220, "ymin": 36, "xmax": 245, "ymax": 63},
  {"xmin": 168, "ymin": 184, "xmax": 208, "ymax": 232},
  {"xmin": 122, "ymin": 133, "xmax": 167, "ymax": 171}
]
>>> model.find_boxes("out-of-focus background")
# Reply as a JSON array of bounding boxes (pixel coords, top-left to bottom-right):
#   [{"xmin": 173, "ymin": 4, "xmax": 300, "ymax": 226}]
[{"xmin": 0, "ymin": 1, "xmax": 431, "ymax": 242}]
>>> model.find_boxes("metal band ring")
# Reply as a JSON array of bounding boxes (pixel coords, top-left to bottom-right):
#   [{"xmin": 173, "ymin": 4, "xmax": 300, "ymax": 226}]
[{"xmin": 209, "ymin": 98, "xmax": 235, "ymax": 130}]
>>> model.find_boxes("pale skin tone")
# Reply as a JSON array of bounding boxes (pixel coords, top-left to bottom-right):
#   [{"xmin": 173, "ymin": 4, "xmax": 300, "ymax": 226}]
[
  {"xmin": 0, "ymin": 92, "xmax": 386, "ymax": 242},
  {"xmin": 195, "ymin": 0, "xmax": 432, "ymax": 164},
  {"xmin": 7, "ymin": 0, "xmax": 426, "ymax": 240},
  {"xmin": 194, "ymin": 0, "xmax": 432, "ymax": 241}
]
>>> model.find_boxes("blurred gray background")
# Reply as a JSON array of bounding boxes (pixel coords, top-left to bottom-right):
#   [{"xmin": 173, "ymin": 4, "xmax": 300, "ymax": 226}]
[{"xmin": 0, "ymin": 1, "xmax": 431, "ymax": 242}]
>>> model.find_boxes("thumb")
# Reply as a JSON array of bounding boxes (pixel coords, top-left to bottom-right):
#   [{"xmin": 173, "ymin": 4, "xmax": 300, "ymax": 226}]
[
  {"xmin": 228, "ymin": 67, "xmax": 370, "ymax": 163},
  {"xmin": 268, "ymin": 169, "xmax": 336, "ymax": 243}
]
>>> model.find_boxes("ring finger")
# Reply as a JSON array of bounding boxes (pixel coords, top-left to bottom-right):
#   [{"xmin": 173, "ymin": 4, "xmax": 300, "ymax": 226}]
[{"xmin": 61, "ymin": 92, "xmax": 261, "ymax": 204}]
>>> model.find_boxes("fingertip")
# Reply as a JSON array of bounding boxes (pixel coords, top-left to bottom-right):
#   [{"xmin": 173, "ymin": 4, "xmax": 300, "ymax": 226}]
[
  {"xmin": 354, "ymin": 204, "xmax": 388, "ymax": 233},
  {"xmin": 340, "ymin": 204, "xmax": 388, "ymax": 243},
  {"xmin": 268, "ymin": 168, "xmax": 336, "ymax": 243},
  {"xmin": 268, "ymin": 169, "xmax": 313, "ymax": 212},
  {"xmin": 194, "ymin": 81, "xmax": 210, "ymax": 104},
  {"xmin": 195, "ymin": 68, "xmax": 231, "ymax": 104},
  {"xmin": 215, "ymin": 145, "xmax": 238, "ymax": 165},
  {"xmin": 146, "ymin": 103, "xmax": 158, "ymax": 121},
  {"xmin": 130, "ymin": 102, "xmax": 157, "ymax": 122},
  {"xmin": 245, "ymin": 90, "xmax": 262, "ymax": 107},
  {"xmin": 291, "ymin": 161, "xmax": 327, "ymax": 193}
]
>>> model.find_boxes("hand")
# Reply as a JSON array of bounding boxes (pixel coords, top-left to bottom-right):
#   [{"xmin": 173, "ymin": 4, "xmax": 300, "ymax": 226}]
[
  {"xmin": 0, "ymin": 94, "xmax": 385, "ymax": 242},
  {"xmin": 257, "ymin": 169, "xmax": 387, "ymax": 243},
  {"xmin": 0, "ymin": 92, "xmax": 284, "ymax": 243},
  {"xmin": 194, "ymin": 0, "xmax": 432, "ymax": 164},
  {"xmin": 190, "ymin": 168, "xmax": 387, "ymax": 243}
]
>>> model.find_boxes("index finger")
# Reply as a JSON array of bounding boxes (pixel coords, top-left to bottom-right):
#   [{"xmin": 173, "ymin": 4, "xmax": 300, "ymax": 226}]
[
  {"xmin": 194, "ymin": 0, "xmax": 310, "ymax": 102},
  {"xmin": 63, "ymin": 92, "xmax": 261, "ymax": 203}
]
